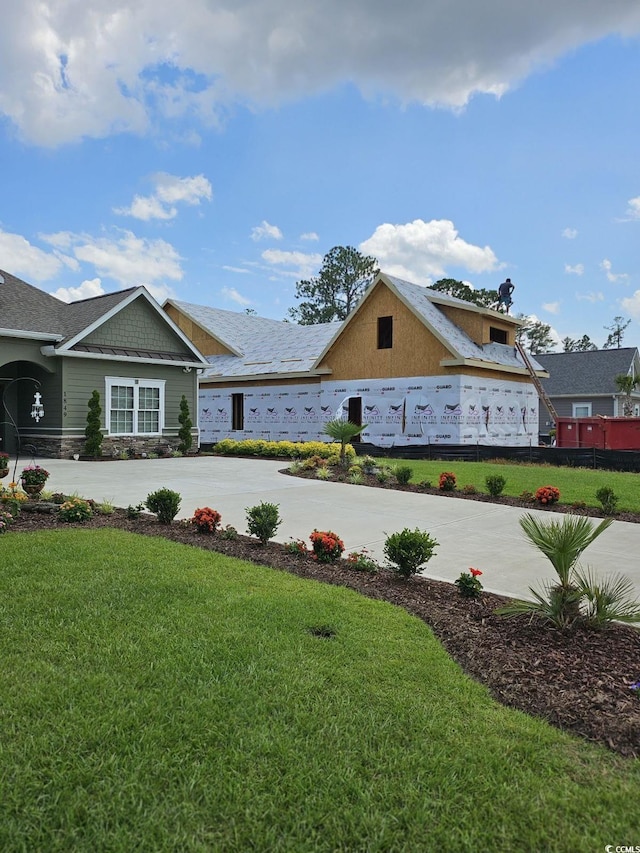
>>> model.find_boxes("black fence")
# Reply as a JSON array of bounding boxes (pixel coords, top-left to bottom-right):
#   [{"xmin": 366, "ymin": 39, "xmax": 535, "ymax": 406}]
[{"xmin": 356, "ymin": 442, "xmax": 640, "ymax": 473}]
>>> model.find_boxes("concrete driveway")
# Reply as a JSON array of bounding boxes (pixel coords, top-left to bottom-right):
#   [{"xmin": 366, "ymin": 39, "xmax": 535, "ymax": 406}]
[{"xmin": 18, "ymin": 455, "xmax": 640, "ymax": 601}]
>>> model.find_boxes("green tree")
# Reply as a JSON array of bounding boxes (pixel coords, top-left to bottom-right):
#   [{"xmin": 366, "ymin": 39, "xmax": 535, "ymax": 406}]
[
  {"xmin": 562, "ymin": 335, "xmax": 597, "ymax": 352},
  {"xmin": 603, "ymin": 316, "xmax": 631, "ymax": 349},
  {"xmin": 84, "ymin": 390, "xmax": 103, "ymax": 457},
  {"xmin": 614, "ymin": 374, "xmax": 638, "ymax": 417},
  {"xmin": 430, "ymin": 278, "xmax": 496, "ymax": 308},
  {"xmin": 178, "ymin": 395, "xmax": 193, "ymax": 454},
  {"xmin": 289, "ymin": 246, "xmax": 379, "ymax": 324},
  {"xmin": 323, "ymin": 419, "xmax": 366, "ymax": 467},
  {"xmin": 516, "ymin": 317, "xmax": 556, "ymax": 354}
]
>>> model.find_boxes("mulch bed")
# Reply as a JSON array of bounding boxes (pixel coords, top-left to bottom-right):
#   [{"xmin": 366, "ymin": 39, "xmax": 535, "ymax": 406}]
[{"xmin": 11, "ymin": 491, "xmax": 640, "ymax": 760}]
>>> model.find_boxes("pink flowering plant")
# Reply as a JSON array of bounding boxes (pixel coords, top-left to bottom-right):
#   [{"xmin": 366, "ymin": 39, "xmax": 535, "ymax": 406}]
[
  {"xmin": 455, "ymin": 567, "xmax": 484, "ymax": 598},
  {"xmin": 20, "ymin": 465, "xmax": 50, "ymax": 488},
  {"xmin": 0, "ymin": 509, "xmax": 14, "ymax": 534},
  {"xmin": 309, "ymin": 530, "xmax": 345, "ymax": 563}
]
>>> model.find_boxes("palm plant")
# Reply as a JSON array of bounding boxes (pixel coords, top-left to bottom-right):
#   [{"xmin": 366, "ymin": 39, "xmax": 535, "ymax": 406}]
[
  {"xmin": 497, "ymin": 513, "xmax": 614, "ymax": 628},
  {"xmin": 614, "ymin": 373, "xmax": 638, "ymax": 417},
  {"xmin": 322, "ymin": 419, "xmax": 366, "ymax": 467}
]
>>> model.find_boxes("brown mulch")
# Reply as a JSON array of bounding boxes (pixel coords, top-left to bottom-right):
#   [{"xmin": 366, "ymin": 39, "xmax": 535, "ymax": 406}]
[{"xmin": 11, "ymin": 494, "xmax": 640, "ymax": 760}]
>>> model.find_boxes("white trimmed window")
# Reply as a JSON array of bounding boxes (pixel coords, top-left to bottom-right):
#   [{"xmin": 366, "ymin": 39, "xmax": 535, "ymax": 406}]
[
  {"xmin": 106, "ymin": 377, "xmax": 165, "ymax": 435},
  {"xmin": 572, "ymin": 402, "xmax": 592, "ymax": 418}
]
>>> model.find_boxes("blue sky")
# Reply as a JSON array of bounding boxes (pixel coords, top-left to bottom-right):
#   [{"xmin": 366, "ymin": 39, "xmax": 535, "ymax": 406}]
[{"xmin": 2, "ymin": 2, "xmax": 640, "ymax": 349}]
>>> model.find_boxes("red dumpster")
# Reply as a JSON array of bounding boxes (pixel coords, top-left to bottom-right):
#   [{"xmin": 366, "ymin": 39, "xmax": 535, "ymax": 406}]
[{"xmin": 556, "ymin": 416, "xmax": 640, "ymax": 450}]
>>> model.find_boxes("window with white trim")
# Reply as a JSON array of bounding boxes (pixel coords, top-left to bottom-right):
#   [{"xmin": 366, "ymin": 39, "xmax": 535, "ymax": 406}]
[
  {"xmin": 106, "ymin": 377, "xmax": 165, "ymax": 435},
  {"xmin": 572, "ymin": 402, "xmax": 592, "ymax": 418}
]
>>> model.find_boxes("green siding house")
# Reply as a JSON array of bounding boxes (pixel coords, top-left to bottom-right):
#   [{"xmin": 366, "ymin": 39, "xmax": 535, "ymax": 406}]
[{"xmin": 0, "ymin": 269, "xmax": 208, "ymax": 458}]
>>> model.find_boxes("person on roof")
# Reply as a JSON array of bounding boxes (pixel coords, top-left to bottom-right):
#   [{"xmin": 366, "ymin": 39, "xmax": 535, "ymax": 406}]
[{"xmin": 497, "ymin": 278, "xmax": 515, "ymax": 314}]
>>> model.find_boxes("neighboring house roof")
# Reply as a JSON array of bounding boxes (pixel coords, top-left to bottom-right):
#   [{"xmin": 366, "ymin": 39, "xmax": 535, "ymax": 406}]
[
  {"xmin": 312, "ymin": 273, "xmax": 545, "ymax": 376},
  {"xmin": 165, "ymin": 300, "xmax": 342, "ymax": 379},
  {"xmin": 535, "ymin": 348, "xmax": 640, "ymax": 396},
  {"xmin": 0, "ymin": 269, "xmax": 207, "ymax": 366}
]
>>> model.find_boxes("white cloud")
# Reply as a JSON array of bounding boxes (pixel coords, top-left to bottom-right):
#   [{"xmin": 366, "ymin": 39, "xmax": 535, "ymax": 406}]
[
  {"xmin": 576, "ymin": 291, "xmax": 604, "ymax": 303},
  {"xmin": 300, "ymin": 232, "xmax": 319, "ymax": 241},
  {"xmin": 542, "ymin": 301, "xmax": 560, "ymax": 315},
  {"xmin": 115, "ymin": 173, "xmax": 212, "ymax": 221},
  {"xmin": 621, "ymin": 291, "xmax": 640, "ymax": 319},
  {"xmin": 600, "ymin": 258, "xmax": 629, "ymax": 283},
  {"xmin": 0, "ymin": 228, "xmax": 68, "ymax": 281},
  {"xmin": 52, "ymin": 277, "xmax": 105, "ymax": 303},
  {"xmin": 359, "ymin": 219, "xmax": 499, "ymax": 282},
  {"xmin": 261, "ymin": 249, "xmax": 323, "ymax": 278},
  {"xmin": 221, "ymin": 286, "xmax": 252, "ymax": 306},
  {"xmin": 3, "ymin": 2, "xmax": 640, "ymax": 145},
  {"xmin": 564, "ymin": 263, "xmax": 584, "ymax": 275},
  {"xmin": 562, "ymin": 227, "xmax": 578, "ymax": 239},
  {"xmin": 625, "ymin": 197, "xmax": 640, "ymax": 219},
  {"xmin": 251, "ymin": 221, "xmax": 283, "ymax": 241},
  {"xmin": 40, "ymin": 227, "xmax": 184, "ymax": 286},
  {"xmin": 222, "ymin": 265, "xmax": 251, "ymax": 274}
]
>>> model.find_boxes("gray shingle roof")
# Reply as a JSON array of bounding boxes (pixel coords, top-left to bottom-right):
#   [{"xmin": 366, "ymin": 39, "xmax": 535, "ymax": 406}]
[
  {"xmin": 167, "ymin": 300, "xmax": 341, "ymax": 378},
  {"xmin": 0, "ymin": 269, "xmax": 68, "ymax": 336},
  {"xmin": 535, "ymin": 349, "xmax": 639, "ymax": 395}
]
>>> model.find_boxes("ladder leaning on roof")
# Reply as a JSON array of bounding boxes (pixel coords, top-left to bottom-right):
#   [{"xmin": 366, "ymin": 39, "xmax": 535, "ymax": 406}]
[{"xmin": 515, "ymin": 340, "xmax": 559, "ymax": 424}]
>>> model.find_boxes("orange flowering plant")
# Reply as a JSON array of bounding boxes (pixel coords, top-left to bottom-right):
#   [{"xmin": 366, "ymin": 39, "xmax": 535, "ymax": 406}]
[
  {"xmin": 192, "ymin": 507, "xmax": 222, "ymax": 534},
  {"xmin": 438, "ymin": 471, "xmax": 457, "ymax": 492},
  {"xmin": 309, "ymin": 530, "xmax": 345, "ymax": 563},
  {"xmin": 535, "ymin": 485, "xmax": 560, "ymax": 505}
]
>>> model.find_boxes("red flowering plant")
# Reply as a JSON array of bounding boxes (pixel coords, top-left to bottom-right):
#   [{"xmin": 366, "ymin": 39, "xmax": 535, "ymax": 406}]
[
  {"xmin": 454, "ymin": 567, "xmax": 484, "ymax": 598},
  {"xmin": 309, "ymin": 530, "xmax": 345, "ymax": 563},
  {"xmin": 192, "ymin": 507, "xmax": 222, "ymax": 534},
  {"xmin": 535, "ymin": 485, "xmax": 560, "ymax": 506},
  {"xmin": 438, "ymin": 471, "xmax": 457, "ymax": 492}
]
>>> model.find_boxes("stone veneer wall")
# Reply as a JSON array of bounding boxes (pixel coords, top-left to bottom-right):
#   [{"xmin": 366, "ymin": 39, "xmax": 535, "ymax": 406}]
[{"xmin": 19, "ymin": 435, "xmax": 179, "ymax": 459}]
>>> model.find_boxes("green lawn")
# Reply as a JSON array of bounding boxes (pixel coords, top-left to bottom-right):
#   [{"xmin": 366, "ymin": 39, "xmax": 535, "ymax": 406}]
[
  {"xmin": 2, "ymin": 529, "xmax": 639, "ymax": 852},
  {"xmin": 378, "ymin": 457, "xmax": 640, "ymax": 511}
]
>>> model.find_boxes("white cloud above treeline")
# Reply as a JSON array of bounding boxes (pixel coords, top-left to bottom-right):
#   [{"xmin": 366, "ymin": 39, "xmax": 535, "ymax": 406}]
[
  {"xmin": 359, "ymin": 219, "xmax": 500, "ymax": 282},
  {"xmin": 2, "ymin": 2, "xmax": 640, "ymax": 145}
]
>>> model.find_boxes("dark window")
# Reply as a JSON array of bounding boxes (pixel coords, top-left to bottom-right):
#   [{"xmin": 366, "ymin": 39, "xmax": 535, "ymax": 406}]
[
  {"xmin": 489, "ymin": 327, "xmax": 508, "ymax": 344},
  {"xmin": 378, "ymin": 316, "xmax": 393, "ymax": 349},
  {"xmin": 232, "ymin": 393, "xmax": 244, "ymax": 430}
]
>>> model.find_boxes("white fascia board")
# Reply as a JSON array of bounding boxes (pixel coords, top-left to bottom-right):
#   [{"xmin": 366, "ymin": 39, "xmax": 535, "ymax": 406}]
[
  {"xmin": 199, "ymin": 369, "xmax": 330, "ymax": 384},
  {"xmin": 1, "ymin": 328, "xmax": 62, "ymax": 341},
  {"xmin": 439, "ymin": 357, "xmax": 545, "ymax": 377},
  {"xmin": 40, "ymin": 346, "xmax": 202, "ymax": 369}
]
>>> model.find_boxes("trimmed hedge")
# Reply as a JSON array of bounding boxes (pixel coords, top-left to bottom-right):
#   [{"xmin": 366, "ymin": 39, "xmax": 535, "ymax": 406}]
[{"xmin": 213, "ymin": 438, "xmax": 356, "ymax": 462}]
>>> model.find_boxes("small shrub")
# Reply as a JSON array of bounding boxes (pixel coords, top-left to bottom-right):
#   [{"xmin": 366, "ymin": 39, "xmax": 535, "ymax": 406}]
[
  {"xmin": 58, "ymin": 498, "xmax": 93, "ymax": 523},
  {"xmin": 347, "ymin": 470, "xmax": 364, "ymax": 485},
  {"xmin": 84, "ymin": 390, "xmax": 103, "ymax": 457},
  {"xmin": 455, "ymin": 568, "xmax": 484, "ymax": 598},
  {"xmin": 535, "ymin": 485, "xmax": 560, "ymax": 505},
  {"xmin": 315, "ymin": 466, "xmax": 332, "ymax": 481},
  {"xmin": 178, "ymin": 395, "xmax": 193, "ymax": 454},
  {"xmin": 376, "ymin": 467, "xmax": 392, "ymax": 484},
  {"xmin": 395, "ymin": 465, "xmax": 413, "ymax": 486},
  {"xmin": 287, "ymin": 459, "xmax": 304, "ymax": 474},
  {"xmin": 192, "ymin": 507, "xmax": 222, "ymax": 534},
  {"xmin": 595, "ymin": 486, "xmax": 618, "ymax": 516},
  {"xmin": 309, "ymin": 530, "xmax": 345, "ymax": 563},
  {"xmin": 519, "ymin": 490, "xmax": 536, "ymax": 503},
  {"xmin": 97, "ymin": 499, "xmax": 115, "ymax": 515},
  {"xmin": 303, "ymin": 455, "xmax": 326, "ymax": 471},
  {"xmin": 417, "ymin": 480, "xmax": 432, "ymax": 490},
  {"xmin": 284, "ymin": 538, "xmax": 308, "ymax": 557},
  {"xmin": 485, "ymin": 475, "xmax": 507, "ymax": 497},
  {"xmin": 461, "ymin": 484, "xmax": 478, "ymax": 495},
  {"xmin": 126, "ymin": 502, "xmax": 145, "ymax": 519},
  {"xmin": 146, "ymin": 488, "xmax": 181, "ymax": 524},
  {"xmin": 360, "ymin": 455, "xmax": 377, "ymax": 473},
  {"xmin": 384, "ymin": 528, "xmax": 439, "ymax": 578},
  {"xmin": 347, "ymin": 549, "xmax": 379, "ymax": 572},
  {"xmin": 438, "ymin": 471, "xmax": 456, "ymax": 492},
  {"xmin": 220, "ymin": 524, "xmax": 238, "ymax": 540},
  {"xmin": 246, "ymin": 502, "xmax": 282, "ymax": 544}
]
